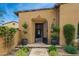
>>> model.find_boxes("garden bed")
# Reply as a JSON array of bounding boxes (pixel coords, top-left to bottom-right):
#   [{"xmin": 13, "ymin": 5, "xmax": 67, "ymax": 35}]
[
  {"xmin": 6, "ymin": 47, "xmax": 79, "ymax": 56},
  {"xmin": 48, "ymin": 46, "xmax": 79, "ymax": 56},
  {"xmin": 6, "ymin": 47, "xmax": 30, "ymax": 56}
]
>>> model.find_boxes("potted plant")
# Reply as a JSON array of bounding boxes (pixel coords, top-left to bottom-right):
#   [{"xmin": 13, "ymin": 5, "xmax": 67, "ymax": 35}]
[
  {"xmin": 21, "ymin": 22, "xmax": 28, "ymax": 45},
  {"xmin": 51, "ymin": 24, "xmax": 59, "ymax": 45},
  {"xmin": 43, "ymin": 37, "xmax": 48, "ymax": 44},
  {"xmin": 51, "ymin": 32, "xmax": 59, "ymax": 45}
]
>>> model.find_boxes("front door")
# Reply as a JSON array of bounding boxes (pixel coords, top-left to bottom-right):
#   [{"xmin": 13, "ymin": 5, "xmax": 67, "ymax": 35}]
[{"xmin": 35, "ymin": 23, "xmax": 43, "ymax": 43}]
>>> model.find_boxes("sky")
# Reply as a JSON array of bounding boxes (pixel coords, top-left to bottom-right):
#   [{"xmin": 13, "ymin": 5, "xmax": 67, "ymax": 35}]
[{"xmin": 0, "ymin": 3, "xmax": 55, "ymax": 24}]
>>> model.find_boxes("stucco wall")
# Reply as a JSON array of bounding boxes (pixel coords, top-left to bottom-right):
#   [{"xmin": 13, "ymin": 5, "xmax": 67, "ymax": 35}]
[
  {"xmin": 0, "ymin": 37, "xmax": 8, "ymax": 55},
  {"xmin": 59, "ymin": 4, "xmax": 79, "ymax": 45},
  {"xmin": 18, "ymin": 3, "xmax": 79, "ymax": 45},
  {"xmin": 0, "ymin": 31, "xmax": 20, "ymax": 55},
  {"xmin": 12, "ymin": 31, "xmax": 20, "ymax": 48},
  {"xmin": 19, "ymin": 9, "xmax": 57, "ymax": 44}
]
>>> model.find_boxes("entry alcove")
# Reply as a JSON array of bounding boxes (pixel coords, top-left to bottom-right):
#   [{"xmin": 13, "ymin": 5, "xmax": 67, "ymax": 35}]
[{"xmin": 32, "ymin": 15, "xmax": 48, "ymax": 44}]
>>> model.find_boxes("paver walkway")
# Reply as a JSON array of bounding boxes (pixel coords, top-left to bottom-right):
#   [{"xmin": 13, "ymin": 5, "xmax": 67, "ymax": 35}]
[{"xmin": 29, "ymin": 48, "xmax": 49, "ymax": 56}]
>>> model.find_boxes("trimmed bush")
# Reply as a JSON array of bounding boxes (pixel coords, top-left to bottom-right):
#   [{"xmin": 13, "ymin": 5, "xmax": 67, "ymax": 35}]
[
  {"xmin": 21, "ymin": 47, "xmax": 29, "ymax": 53},
  {"xmin": 48, "ymin": 45, "xmax": 58, "ymax": 56},
  {"xmin": 21, "ymin": 22, "xmax": 28, "ymax": 45},
  {"xmin": 49, "ymin": 50, "xmax": 58, "ymax": 56},
  {"xmin": 64, "ymin": 45, "xmax": 77, "ymax": 54},
  {"xmin": 22, "ymin": 22, "xmax": 27, "ymax": 29},
  {"xmin": 48, "ymin": 45, "xmax": 57, "ymax": 52},
  {"xmin": 51, "ymin": 32, "xmax": 59, "ymax": 45},
  {"xmin": 51, "ymin": 24, "xmax": 59, "ymax": 45},
  {"xmin": 16, "ymin": 49, "xmax": 27, "ymax": 56},
  {"xmin": 22, "ymin": 22, "xmax": 28, "ymax": 33},
  {"xmin": 51, "ymin": 24, "xmax": 59, "ymax": 32},
  {"xmin": 63, "ymin": 24, "xmax": 75, "ymax": 45},
  {"xmin": 16, "ymin": 47, "xmax": 29, "ymax": 56},
  {"xmin": 51, "ymin": 32, "xmax": 58, "ymax": 39}
]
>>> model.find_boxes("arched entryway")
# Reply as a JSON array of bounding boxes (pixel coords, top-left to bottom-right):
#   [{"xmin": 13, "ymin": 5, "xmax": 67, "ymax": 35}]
[{"xmin": 32, "ymin": 15, "xmax": 48, "ymax": 44}]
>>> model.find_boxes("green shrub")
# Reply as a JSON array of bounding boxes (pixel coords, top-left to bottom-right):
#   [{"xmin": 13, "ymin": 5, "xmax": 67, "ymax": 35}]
[
  {"xmin": 16, "ymin": 47, "xmax": 29, "ymax": 56},
  {"xmin": 0, "ymin": 26, "xmax": 17, "ymax": 47},
  {"xmin": 16, "ymin": 49, "xmax": 27, "ymax": 56},
  {"xmin": 21, "ymin": 47, "xmax": 29, "ymax": 52},
  {"xmin": 49, "ymin": 50, "xmax": 58, "ymax": 56},
  {"xmin": 48, "ymin": 45, "xmax": 58, "ymax": 56},
  {"xmin": 6, "ymin": 28, "xmax": 17, "ymax": 43},
  {"xmin": 51, "ymin": 24, "xmax": 59, "ymax": 45},
  {"xmin": 51, "ymin": 24, "xmax": 59, "ymax": 32},
  {"xmin": 22, "ymin": 22, "xmax": 27, "ymax": 29},
  {"xmin": 0, "ymin": 26, "xmax": 8, "ymax": 36},
  {"xmin": 22, "ymin": 22, "xmax": 27, "ymax": 33},
  {"xmin": 64, "ymin": 45, "xmax": 77, "ymax": 54},
  {"xmin": 48, "ymin": 45, "xmax": 57, "ymax": 52},
  {"xmin": 51, "ymin": 32, "xmax": 58, "ymax": 39},
  {"xmin": 63, "ymin": 24, "xmax": 75, "ymax": 45}
]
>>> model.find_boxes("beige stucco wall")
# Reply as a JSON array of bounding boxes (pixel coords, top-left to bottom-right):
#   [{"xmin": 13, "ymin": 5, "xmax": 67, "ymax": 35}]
[
  {"xmin": 18, "ymin": 3, "xmax": 79, "ymax": 45},
  {"xmin": 0, "ymin": 31, "xmax": 20, "ymax": 55},
  {"xmin": 0, "ymin": 37, "xmax": 8, "ymax": 55},
  {"xmin": 12, "ymin": 31, "xmax": 20, "ymax": 48},
  {"xmin": 19, "ymin": 9, "xmax": 57, "ymax": 44},
  {"xmin": 59, "ymin": 4, "xmax": 79, "ymax": 45}
]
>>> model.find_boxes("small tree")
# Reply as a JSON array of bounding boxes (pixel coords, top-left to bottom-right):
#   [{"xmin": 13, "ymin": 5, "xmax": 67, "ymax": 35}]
[
  {"xmin": 21, "ymin": 22, "xmax": 28, "ymax": 45},
  {"xmin": 51, "ymin": 24, "xmax": 59, "ymax": 45},
  {"xmin": 51, "ymin": 24, "xmax": 59, "ymax": 32},
  {"xmin": 63, "ymin": 24, "xmax": 75, "ymax": 45},
  {"xmin": 22, "ymin": 22, "xmax": 27, "ymax": 33}
]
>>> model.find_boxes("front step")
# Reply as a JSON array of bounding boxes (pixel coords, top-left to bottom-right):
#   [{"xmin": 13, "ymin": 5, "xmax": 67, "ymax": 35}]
[{"xmin": 16, "ymin": 43, "xmax": 63, "ymax": 48}]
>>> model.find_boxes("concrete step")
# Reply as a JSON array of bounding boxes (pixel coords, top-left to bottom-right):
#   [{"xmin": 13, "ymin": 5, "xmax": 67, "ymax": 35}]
[{"xmin": 16, "ymin": 45, "xmax": 63, "ymax": 48}]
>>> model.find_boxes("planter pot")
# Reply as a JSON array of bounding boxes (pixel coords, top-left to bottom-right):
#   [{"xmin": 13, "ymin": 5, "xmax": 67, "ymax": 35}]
[
  {"xmin": 43, "ymin": 37, "xmax": 48, "ymax": 44},
  {"xmin": 21, "ymin": 39, "xmax": 28, "ymax": 45},
  {"xmin": 51, "ymin": 38, "xmax": 59, "ymax": 45}
]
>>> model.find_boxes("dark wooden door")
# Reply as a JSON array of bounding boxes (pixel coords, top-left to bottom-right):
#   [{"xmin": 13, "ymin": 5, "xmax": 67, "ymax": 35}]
[{"xmin": 35, "ymin": 23, "xmax": 43, "ymax": 38}]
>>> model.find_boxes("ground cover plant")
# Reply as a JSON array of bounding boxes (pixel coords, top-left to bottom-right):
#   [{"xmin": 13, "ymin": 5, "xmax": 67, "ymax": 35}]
[
  {"xmin": 64, "ymin": 45, "xmax": 77, "ymax": 54},
  {"xmin": 16, "ymin": 46, "xmax": 29, "ymax": 56},
  {"xmin": 48, "ymin": 45, "xmax": 58, "ymax": 56}
]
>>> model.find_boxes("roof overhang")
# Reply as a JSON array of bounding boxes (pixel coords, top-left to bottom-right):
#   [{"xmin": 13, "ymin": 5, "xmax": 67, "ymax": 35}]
[{"xmin": 15, "ymin": 3, "xmax": 66, "ymax": 16}]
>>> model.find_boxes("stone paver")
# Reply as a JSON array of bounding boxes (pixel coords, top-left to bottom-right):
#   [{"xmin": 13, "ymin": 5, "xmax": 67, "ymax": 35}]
[
  {"xmin": 26, "ymin": 43, "xmax": 50, "ymax": 48},
  {"xmin": 29, "ymin": 48, "xmax": 49, "ymax": 56}
]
